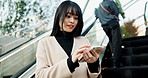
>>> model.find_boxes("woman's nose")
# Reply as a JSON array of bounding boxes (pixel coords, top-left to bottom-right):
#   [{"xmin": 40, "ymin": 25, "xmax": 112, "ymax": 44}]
[{"xmin": 69, "ymin": 17, "xmax": 74, "ymax": 23}]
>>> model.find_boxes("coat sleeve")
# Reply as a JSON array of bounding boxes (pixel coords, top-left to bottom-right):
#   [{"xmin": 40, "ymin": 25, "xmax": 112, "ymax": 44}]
[
  {"xmin": 84, "ymin": 37, "xmax": 101, "ymax": 78},
  {"xmin": 87, "ymin": 64, "xmax": 101, "ymax": 78},
  {"xmin": 35, "ymin": 39, "xmax": 72, "ymax": 78}
]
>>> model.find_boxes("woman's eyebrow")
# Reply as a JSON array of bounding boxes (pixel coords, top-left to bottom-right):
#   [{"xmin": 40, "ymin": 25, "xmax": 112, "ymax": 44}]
[{"xmin": 67, "ymin": 12, "xmax": 77, "ymax": 16}]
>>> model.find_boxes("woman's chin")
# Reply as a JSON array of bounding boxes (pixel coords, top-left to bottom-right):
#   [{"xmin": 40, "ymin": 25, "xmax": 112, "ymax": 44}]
[{"xmin": 65, "ymin": 30, "xmax": 73, "ymax": 32}]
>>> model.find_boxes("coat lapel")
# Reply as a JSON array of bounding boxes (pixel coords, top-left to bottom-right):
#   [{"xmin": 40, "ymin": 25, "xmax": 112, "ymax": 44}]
[{"xmin": 53, "ymin": 36, "xmax": 76, "ymax": 57}]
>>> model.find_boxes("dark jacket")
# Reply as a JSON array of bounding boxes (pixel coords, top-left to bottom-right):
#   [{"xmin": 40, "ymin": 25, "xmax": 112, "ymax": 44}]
[{"xmin": 97, "ymin": 0, "xmax": 119, "ymax": 26}]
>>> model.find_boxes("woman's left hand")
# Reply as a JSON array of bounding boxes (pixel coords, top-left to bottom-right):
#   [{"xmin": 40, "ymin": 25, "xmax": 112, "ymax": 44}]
[{"xmin": 83, "ymin": 47, "xmax": 99, "ymax": 63}]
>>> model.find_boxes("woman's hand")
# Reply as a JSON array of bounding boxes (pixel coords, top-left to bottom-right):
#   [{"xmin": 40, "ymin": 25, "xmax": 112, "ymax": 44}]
[
  {"xmin": 83, "ymin": 47, "xmax": 100, "ymax": 63},
  {"xmin": 71, "ymin": 46, "xmax": 90, "ymax": 63}
]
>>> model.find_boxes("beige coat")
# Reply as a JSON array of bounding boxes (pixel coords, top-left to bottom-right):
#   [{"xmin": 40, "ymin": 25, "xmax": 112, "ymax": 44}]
[{"xmin": 36, "ymin": 36, "xmax": 100, "ymax": 78}]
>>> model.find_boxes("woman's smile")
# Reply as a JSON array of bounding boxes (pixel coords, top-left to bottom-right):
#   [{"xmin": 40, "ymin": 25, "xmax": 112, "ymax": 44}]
[{"xmin": 67, "ymin": 25, "xmax": 75, "ymax": 29}]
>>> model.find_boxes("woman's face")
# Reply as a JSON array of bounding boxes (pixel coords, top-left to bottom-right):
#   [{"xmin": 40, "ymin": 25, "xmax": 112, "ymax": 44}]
[{"xmin": 59, "ymin": 12, "xmax": 78, "ymax": 32}]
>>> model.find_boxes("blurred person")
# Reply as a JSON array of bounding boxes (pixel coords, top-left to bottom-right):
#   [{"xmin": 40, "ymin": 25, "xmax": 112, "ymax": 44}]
[
  {"xmin": 36, "ymin": 1, "xmax": 101, "ymax": 78},
  {"xmin": 95, "ymin": 0, "xmax": 122, "ymax": 68}
]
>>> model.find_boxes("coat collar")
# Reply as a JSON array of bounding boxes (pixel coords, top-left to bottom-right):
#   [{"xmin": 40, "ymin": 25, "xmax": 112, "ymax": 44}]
[{"xmin": 53, "ymin": 36, "xmax": 76, "ymax": 57}]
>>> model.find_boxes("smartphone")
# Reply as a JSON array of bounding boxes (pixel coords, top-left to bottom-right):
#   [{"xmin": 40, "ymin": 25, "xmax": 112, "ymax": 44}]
[
  {"xmin": 93, "ymin": 46, "xmax": 103, "ymax": 53},
  {"xmin": 78, "ymin": 46, "xmax": 103, "ymax": 62}
]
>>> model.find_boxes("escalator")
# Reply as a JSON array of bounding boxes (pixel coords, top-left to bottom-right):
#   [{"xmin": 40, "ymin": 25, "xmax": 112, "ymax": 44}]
[
  {"xmin": 101, "ymin": 1, "xmax": 148, "ymax": 78},
  {"xmin": 101, "ymin": 35, "xmax": 148, "ymax": 78}
]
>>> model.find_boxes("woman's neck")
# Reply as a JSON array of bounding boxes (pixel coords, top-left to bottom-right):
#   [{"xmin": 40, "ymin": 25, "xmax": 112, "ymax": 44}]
[{"xmin": 55, "ymin": 31, "xmax": 73, "ymax": 38}]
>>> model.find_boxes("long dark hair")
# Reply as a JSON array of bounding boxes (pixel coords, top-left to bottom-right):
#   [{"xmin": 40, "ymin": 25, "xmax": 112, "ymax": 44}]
[{"xmin": 50, "ymin": 0, "xmax": 83, "ymax": 37}]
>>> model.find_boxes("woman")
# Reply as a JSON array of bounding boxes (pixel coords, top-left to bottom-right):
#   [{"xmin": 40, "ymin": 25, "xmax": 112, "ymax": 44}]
[{"xmin": 36, "ymin": 1, "xmax": 100, "ymax": 78}]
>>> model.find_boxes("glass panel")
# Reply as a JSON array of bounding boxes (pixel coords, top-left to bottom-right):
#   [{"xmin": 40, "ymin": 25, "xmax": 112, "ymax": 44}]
[{"xmin": 85, "ymin": 19, "xmax": 108, "ymax": 47}]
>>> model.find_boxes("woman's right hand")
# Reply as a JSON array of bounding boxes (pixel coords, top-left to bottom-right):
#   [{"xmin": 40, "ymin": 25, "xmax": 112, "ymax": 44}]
[{"xmin": 71, "ymin": 45, "xmax": 90, "ymax": 63}]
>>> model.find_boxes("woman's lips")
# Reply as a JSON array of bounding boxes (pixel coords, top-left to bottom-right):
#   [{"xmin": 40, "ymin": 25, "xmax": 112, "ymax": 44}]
[{"xmin": 67, "ymin": 25, "xmax": 74, "ymax": 28}]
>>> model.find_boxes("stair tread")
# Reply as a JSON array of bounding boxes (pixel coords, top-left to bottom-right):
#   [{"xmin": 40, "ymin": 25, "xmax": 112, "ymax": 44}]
[
  {"xmin": 122, "ymin": 36, "xmax": 148, "ymax": 47},
  {"xmin": 104, "ymin": 65, "xmax": 148, "ymax": 70},
  {"xmin": 102, "ymin": 66, "xmax": 148, "ymax": 78},
  {"xmin": 122, "ymin": 45, "xmax": 148, "ymax": 55},
  {"xmin": 122, "ymin": 36, "xmax": 148, "ymax": 41},
  {"xmin": 102, "ymin": 36, "xmax": 148, "ymax": 78}
]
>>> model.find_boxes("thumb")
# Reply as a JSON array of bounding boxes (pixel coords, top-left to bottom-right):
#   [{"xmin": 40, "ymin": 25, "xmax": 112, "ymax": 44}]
[{"xmin": 75, "ymin": 48, "xmax": 86, "ymax": 55}]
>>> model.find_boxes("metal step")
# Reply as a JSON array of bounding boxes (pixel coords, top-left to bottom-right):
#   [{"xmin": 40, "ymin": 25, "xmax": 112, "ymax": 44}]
[
  {"xmin": 122, "ymin": 36, "xmax": 148, "ymax": 47},
  {"xmin": 122, "ymin": 54, "xmax": 148, "ymax": 66},
  {"xmin": 102, "ymin": 66, "xmax": 148, "ymax": 78},
  {"xmin": 122, "ymin": 45, "xmax": 148, "ymax": 55}
]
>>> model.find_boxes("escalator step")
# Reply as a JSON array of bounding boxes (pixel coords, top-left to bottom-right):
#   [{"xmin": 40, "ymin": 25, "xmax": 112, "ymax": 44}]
[
  {"xmin": 122, "ymin": 45, "xmax": 148, "ymax": 55},
  {"xmin": 122, "ymin": 36, "xmax": 148, "ymax": 41},
  {"xmin": 121, "ymin": 54, "xmax": 148, "ymax": 66},
  {"xmin": 102, "ymin": 66, "xmax": 148, "ymax": 78},
  {"xmin": 122, "ymin": 39, "xmax": 148, "ymax": 47},
  {"xmin": 122, "ymin": 36, "xmax": 148, "ymax": 47}
]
